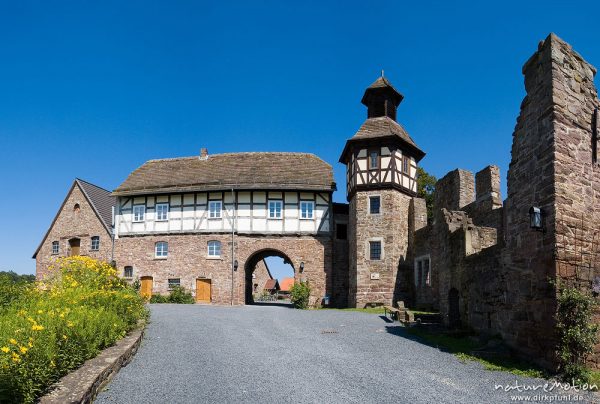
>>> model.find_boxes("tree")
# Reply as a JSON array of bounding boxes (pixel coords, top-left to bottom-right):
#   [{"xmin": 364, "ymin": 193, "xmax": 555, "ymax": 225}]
[{"xmin": 416, "ymin": 167, "xmax": 437, "ymax": 223}]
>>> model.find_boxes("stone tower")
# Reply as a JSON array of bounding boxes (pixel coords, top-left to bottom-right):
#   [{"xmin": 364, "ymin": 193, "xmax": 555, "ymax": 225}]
[{"xmin": 340, "ymin": 76, "xmax": 425, "ymax": 307}]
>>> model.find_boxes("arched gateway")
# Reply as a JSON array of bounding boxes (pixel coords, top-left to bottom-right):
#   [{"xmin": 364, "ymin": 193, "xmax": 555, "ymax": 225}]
[
  {"xmin": 102, "ymin": 151, "xmax": 338, "ymax": 305},
  {"xmin": 244, "ymin": 249, "xmax": 294, "ymax": 304}
]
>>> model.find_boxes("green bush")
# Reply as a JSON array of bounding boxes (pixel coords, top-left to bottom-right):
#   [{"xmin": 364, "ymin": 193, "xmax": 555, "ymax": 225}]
[
  {"xmin": 149, "ymin": 294, "xmax": 169, "ymax": 303},
  {"xmin": 0, "ymin": 257, "xmax": 147, "ymax": 404},
  {"xmin": 167, "ymin": 286, "xmax": 195, "ymax": 304},
  {"xmin": 149, "ymin": 286, "xmax": 195, "ymax": 304},
  {"xmin": 555, "ymin": 282, "xmax": 599, "ymax": 385},
  {"xmin": 0, "ymin": 273, "xmax": 33, "ymax": 310},
  {"xmin": 290, "ymin": 281, "xmax": 311, "ymax": 309}
]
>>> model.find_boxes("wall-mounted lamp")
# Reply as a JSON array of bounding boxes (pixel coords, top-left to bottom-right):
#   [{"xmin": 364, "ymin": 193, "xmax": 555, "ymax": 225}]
[
  {"xmin": 233, "ymin": 260, "xmax": 239, "ymax": 271},
  {"xmin": 529, "ymin": 206, "xmax": 544, "ymax": 232},
  {"xmin": 299, "ymin": 262, "xmax": 305, "ymax": 273}
]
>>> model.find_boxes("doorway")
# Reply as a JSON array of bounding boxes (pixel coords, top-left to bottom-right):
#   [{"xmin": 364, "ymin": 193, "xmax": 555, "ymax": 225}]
[
  {"xmin": 141, "ymin": 276, "xmax": 153, "ymax": 298},
  {"xmin": 196, "ymin": 278, "xmax": 212, "ymax": 303},
  {"xmin": 68, "ymin": 238, "xmax": 81, "ymax": 256}
]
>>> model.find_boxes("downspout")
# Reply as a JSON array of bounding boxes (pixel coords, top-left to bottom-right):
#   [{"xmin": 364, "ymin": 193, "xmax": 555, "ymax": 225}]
[
  {"xmin": 231, "ymin": 188, "xmax": 236, "ymax": 305},
  {"xmin": 111, "ymin": 205, "xmax": 116, "ymax": 265}
]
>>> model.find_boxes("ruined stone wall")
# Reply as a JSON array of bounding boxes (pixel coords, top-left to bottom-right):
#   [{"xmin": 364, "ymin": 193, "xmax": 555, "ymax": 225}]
[
  {"xmin": 348, "ymin": 189, "xmax": 411, "ymax": 307},
  {"xmin": 36, "ymin": 184, "xmax": 113, "ymax": 279}
]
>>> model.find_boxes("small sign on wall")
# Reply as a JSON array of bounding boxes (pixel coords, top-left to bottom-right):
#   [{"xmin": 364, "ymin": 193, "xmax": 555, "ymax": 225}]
[{"xmin": 370, "ymin": 273, "xmax": 380, "ymax": 280}]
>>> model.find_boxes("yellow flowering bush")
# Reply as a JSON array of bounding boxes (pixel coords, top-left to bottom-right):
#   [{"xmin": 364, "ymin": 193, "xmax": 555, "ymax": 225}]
[{"xmin": 0, "ymin": 257, "xmax": 147, "ymax": 403}]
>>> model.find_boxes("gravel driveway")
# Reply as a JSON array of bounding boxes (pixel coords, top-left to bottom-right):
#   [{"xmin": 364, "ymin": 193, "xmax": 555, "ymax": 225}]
[{"xmin": 96, "ymin": 304, "xmax": 596, "ymax": 403}]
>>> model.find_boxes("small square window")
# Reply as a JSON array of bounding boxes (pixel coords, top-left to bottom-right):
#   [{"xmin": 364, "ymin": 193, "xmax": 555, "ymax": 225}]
[
  {"xmin": 168, "ymin": 278, "xmax": 180, "ymax": 289},
  {"xmin": 156, "ymin": 203, "xmax": 169, "ymax": 221},
  {"xmin": 124, "ymin": 266, "xmax": 133, "ymax": 278},
  {"xmin": 209, "ymin": 201, "xmax": 222, "ymax": 218},
  {"xmin": 300, "ymin": 201, "xmax": 314, "ymax": 219},
  {"xmin": 369, "ymin": 196, "xmax": 381, "ymax": 214},
  {"xmin": 90, "ymin": 236, "xmax": 100, "ymax": 251},
  {"xmin": 51, "ymin": 241, "xmax": 59, "ymax": 255},
  {"xmin": 369, "ymin": 241, "xmax": 381, "ymax": 261},
  {"xmin": 208, "ymin": 240, "xmax": 221, "ymax": 257},
  {"xmin": 268, "ymin": 200, "xmax": 282, "ymax": 219},
  {"xmin": 155, "ymin": 241, "xmax": 168, "ymax": 258},
  {"xmin": 133, "ymin": 205, "xmax": 145, "ymax": 222}
]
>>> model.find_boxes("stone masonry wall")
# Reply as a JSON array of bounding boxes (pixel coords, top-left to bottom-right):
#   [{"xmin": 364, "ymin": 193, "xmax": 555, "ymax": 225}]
[
  {"xmin": 252, "ymin": 259, "xmax": 273, "ymax": 296},
  {"xmin": 332, "ymin": 210, "xmax": 349, "ymax": 308},
  {"xmin": 348, "ymin": 189, "xmax": 411, "ymax": 307},
  {"xmin": 36, "ymin": 184, "xmax": 113, "ymax": 279},
  {"xmin": 114, "ymin": 234, "xmax": 331, "ymax": 305}
]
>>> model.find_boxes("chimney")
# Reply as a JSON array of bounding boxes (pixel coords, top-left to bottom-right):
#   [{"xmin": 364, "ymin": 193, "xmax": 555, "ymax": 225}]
[{"xmin": 199, "ymin": 148, "xmax": 208, "ymax": 160}]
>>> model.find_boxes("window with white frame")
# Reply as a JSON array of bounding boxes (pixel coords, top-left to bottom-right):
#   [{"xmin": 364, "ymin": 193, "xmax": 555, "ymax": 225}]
[
  {"xmin": 51, "ymin": 241, "xmax": 59, "ymax": 255},
  {"xmin": 156, "ymin": 203, "xmax": 169, "ymax": 221},
  {"xmin": 300, "ymin": 201, "xmax": 314, "ymax": 219},
  {"xmin": 90, "ymin": 236, "xmax": 100, "ymax": 251},
  {"xmin": 155, "ymin": 241, "xmax": 168, "ymax": 258},
  {"xmin": 133, "ymin": 205, "xmax": 145, "ymax": 222},
  {"xmin": 168, "ymin": 278, "xmax": 180, "ymax": 289},
  {"xmin": 414, "ymin": 255, "xmax": 431, "ymax": 287},
  {"xmin": 208, "ymin": 201, "xmax": 222, "ymax": 218},
  {"xmin": 207, "ymin": 240, "xmax": 221, "ymax": 257},
  {"xmin": 124, "ymin": 266, "xmax": 133, "ymax": 278},
  {"xmin": 268, "ymin": 200, "xmax": 282, "ymax": 219}
]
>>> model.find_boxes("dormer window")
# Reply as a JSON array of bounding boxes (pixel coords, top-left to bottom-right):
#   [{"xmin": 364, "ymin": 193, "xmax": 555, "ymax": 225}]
[{"xmin": 369, "ymin": 150, "xmax": 379, "ymax": 170}]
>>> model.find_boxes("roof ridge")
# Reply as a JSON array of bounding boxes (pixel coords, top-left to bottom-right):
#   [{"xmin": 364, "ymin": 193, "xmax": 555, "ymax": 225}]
[
  {"xmin": 146, "ymin": 151, "xmax": 321, "ymax": 163},
  {"xmin": 75, "ymin": 178, "xmax": 112, "ymax": 193}
]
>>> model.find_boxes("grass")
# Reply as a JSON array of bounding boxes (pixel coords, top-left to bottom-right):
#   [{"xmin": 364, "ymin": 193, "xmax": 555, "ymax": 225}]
[
  {"xmin": 323, "ymin": 307, "xmax": 386, "ymax": 315},
  {"xmin": 405, "ymin": 327, "xmax": 547, "ymax": 379}
]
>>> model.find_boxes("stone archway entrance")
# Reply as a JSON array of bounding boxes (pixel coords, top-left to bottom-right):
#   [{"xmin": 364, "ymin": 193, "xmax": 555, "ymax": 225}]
[{"xmin": 244, "ymin": 249, "xmax": 295, "ymax": 305}]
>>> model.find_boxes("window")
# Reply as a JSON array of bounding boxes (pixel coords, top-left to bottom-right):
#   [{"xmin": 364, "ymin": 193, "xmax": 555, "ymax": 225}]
[
  {"xmin": 209, "ymin": 201, "xmax": 222, "ymax": 218},
  {"xmin": 369, "ymin": 150, "xmax": 378, "ymax": 169},
  {"xmin": 124, "ymin": 266, "xmax": 133, "ymax": 278},
  {"xmin": 156, "ymin": 203, "xmax": 169, "ymax": 221},
  {"xmin": 336, "ymin": 224, "xmax": 348, "ymax": 240},
  {"xmin": 300, "ymin": 201, "xmax": 314, "ymax": 219},
  {"xmin": 51, "ymin": 241, "xmax": 59, "ymax": 255},
  {"xmin": 168, "ymin": 278, "xmax": 180, "ymax": 289},
  {"xmin": 403, "ymin": 156, "xmax": 410, "ymax": 174},
  {"xmin": 415, "ymin": 256, "xmax": 431, "ymax": 287},
  {"xmin": 369, "ymin": 196, "xmax": 381, "ymax": 214},
  {"xmin": 90, "ymin": 236, "xmax": 100, "ymax": 251},
  {"xmin": 73, "ymin": 203, "xmax": 80, "ymax": 212},
  {"xmin": 208, "ymin": 240, "xmax": 221, "ymax": 257},
  {"xmin": 268, "ymin": 200, "xmax": 282, "ymax": 219},
  {"xmin": 155, "ymin": 241, "xmax": 168, "ymax": 258},
  {"xmin": 133, "ymin": 205, "xmax": 145, "ymax": 222},
  {"xmin": 369, "ymin": 241, "xmax": 381, "ymax": 260}
]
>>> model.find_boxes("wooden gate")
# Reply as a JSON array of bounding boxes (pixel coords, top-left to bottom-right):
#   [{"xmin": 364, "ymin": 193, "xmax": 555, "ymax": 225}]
[{"xmin": 196, "ymin": 279, "xmax": 211, "ymax": 303}]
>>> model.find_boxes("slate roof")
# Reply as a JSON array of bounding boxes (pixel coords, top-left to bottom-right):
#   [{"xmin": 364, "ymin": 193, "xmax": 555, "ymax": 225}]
[
  {"xmin": 339, "ymin": 117, "xmax": 425, "ymax": 163},
  {"xmin": 33, "ymin": 179, "xmax": 115, "ymax": 258},
  {"xmin": 113, "ymin": 152, "xmax": 335, "ymax": 196},
  {"xmin": 77, "ymin": 179, "xmax": 116, "ymax": 230}
]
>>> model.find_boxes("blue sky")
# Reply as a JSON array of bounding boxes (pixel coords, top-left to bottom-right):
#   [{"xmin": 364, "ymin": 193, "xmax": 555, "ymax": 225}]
[{"xmin": 1, "ymin": 1, "xmax": 599, "ymax": 275}]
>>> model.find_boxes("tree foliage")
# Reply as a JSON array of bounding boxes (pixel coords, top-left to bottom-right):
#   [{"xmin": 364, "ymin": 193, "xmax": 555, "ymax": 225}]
[
  {"xmin": 554, "ymin": 281, "xmax": 599, "ymax": 385},
  {"xmin": 290, "ymin": 281, "xmax": 311, "ymax": 309},
  {"xmin": 416, "ymin": 167, "xmax": 437, "ymax": 222}
]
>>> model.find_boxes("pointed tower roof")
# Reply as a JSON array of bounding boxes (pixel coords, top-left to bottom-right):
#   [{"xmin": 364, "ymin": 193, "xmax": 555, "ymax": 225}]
[{"xmin": 339, "ymin": 75, "xmax": 425, "ymax": 163}]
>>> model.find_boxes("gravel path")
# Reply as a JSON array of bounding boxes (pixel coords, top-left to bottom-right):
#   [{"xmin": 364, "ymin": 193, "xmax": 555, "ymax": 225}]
[{"xmin": 96, "ymin": 304, "xmax": 596, "ymax": 403}]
